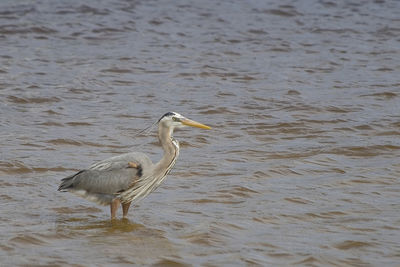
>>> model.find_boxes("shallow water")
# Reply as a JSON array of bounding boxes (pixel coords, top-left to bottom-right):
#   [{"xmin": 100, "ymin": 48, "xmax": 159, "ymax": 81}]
[{"xmin": 1, "ymin": 0, "xmax": 400, "ymax": 266}]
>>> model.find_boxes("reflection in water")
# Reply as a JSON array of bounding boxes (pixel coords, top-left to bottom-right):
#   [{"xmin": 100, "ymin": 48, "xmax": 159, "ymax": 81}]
[
  {"xmin": 0, "ymin": 0, "xmax": 399, "ymax": 266},
  {"xmin": 69, "ymin": 218, "xmax": 144, "ymax": 233},
  {"xmin": 52, "ymin": 212, "xmax": 180, "ymax": 265}
]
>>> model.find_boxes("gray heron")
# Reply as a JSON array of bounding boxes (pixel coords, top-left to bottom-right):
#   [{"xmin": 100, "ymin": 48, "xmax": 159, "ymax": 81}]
[{"xmin": 58, "ymin": 112, "xmax": 211, "ymax": 219}]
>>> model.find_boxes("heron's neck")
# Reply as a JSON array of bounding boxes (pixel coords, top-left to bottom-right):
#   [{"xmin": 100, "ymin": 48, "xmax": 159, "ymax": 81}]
[
  {"xmin": 119, "ymin": 125, "xmax": 179, "ymax": 203},
  {"xmin": 155, "ymin": 125, "xmax": 179, "ymax": 172}
]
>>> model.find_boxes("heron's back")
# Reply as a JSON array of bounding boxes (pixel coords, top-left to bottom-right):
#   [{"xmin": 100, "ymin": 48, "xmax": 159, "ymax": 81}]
[{"xmin": 58, "ymin": 152, "xmax": 154, "ymax": 205}]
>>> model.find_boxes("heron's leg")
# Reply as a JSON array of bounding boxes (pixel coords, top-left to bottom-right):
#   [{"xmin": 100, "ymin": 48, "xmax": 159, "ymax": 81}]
[
  {"xmin": 122, "ymin": 202, "xmax": 132, "ymax": 218},
  {"xmin": 110, "ymin": 198, "xmax": 120, "ymax": 219}
]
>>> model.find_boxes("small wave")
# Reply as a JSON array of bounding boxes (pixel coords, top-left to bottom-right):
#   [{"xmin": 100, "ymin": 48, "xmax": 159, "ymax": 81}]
[
  {"xmin": 257, "ymin": 8, "xmax": 302, "ymax": 17},
  {"xmin": 0, "ymin": 25, "xmax": 57, "ymax": 35},
  {"xmin": 66, "ymin": 122, "xmax": 93, "ymax": 126},
  {"xmin": 9, "ymin": 234, "xmax": 47, "ymax": 246},
  {"xmin": 7, "ymin": 96, "xmax": 60, "ymax": 104},
  {"xmin": 334, "ymin": 240, "xmax": 372, "ymax": 250}
]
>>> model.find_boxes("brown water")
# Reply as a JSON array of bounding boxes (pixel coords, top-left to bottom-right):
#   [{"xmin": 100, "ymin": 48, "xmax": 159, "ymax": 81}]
[{"xmin": 1, "ymin": 0, "xmax": 400, "ymax": 266}]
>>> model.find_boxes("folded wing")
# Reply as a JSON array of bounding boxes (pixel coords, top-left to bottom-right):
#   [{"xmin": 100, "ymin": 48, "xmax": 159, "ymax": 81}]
[{"xmin": 58, "ymin": 152, "xmax": 153, "ymax": 205}]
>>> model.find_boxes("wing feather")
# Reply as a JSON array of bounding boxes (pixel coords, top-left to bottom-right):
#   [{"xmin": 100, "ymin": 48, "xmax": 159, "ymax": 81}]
[{"xmin": 58, "ymin": 152, "xmax": 154, "ymax": 204}]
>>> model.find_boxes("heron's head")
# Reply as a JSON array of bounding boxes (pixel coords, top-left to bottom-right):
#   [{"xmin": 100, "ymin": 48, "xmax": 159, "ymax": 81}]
[{"xmin": 158, "ymin": 112, "xmax": 211, "ymax": 131}]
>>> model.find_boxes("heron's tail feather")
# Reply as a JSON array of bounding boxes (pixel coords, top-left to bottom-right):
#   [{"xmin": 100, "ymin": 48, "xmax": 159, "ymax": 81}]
[{"xmin": 58, "ymin": 170, "xmax": 84, "ymax": 191}]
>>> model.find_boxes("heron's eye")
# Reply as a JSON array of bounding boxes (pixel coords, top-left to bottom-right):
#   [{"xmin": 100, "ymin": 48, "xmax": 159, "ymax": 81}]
[{"xmin": 172, "ymin": 117, "xmax": 179, "ymax": 122}]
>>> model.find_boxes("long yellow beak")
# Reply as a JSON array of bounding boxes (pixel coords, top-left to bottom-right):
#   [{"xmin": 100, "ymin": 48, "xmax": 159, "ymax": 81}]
[{"xmin": 181, "ymin": 118, "xmax": 212, "ymax": 130}]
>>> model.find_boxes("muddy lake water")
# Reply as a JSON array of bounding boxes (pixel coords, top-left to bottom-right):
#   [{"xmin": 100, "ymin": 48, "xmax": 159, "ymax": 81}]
[{"xmin": 0, "ymin": 0, "xmax": 400, "ymax": 266}]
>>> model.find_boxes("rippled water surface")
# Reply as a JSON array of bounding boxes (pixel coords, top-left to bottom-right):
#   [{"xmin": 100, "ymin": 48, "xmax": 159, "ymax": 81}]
[{"xmin": 1, "ymin": 0, "xmax": 400, "ymax": 266}]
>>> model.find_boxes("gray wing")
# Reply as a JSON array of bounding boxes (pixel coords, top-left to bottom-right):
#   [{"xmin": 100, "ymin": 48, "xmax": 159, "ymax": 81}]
[
  {"xmin": 58, "ymin": 152, "xmax": 154, "ymax": 203},
  {"xmin": 88, "ymin": 152, "xmax": 152, "ymax": 172}
]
